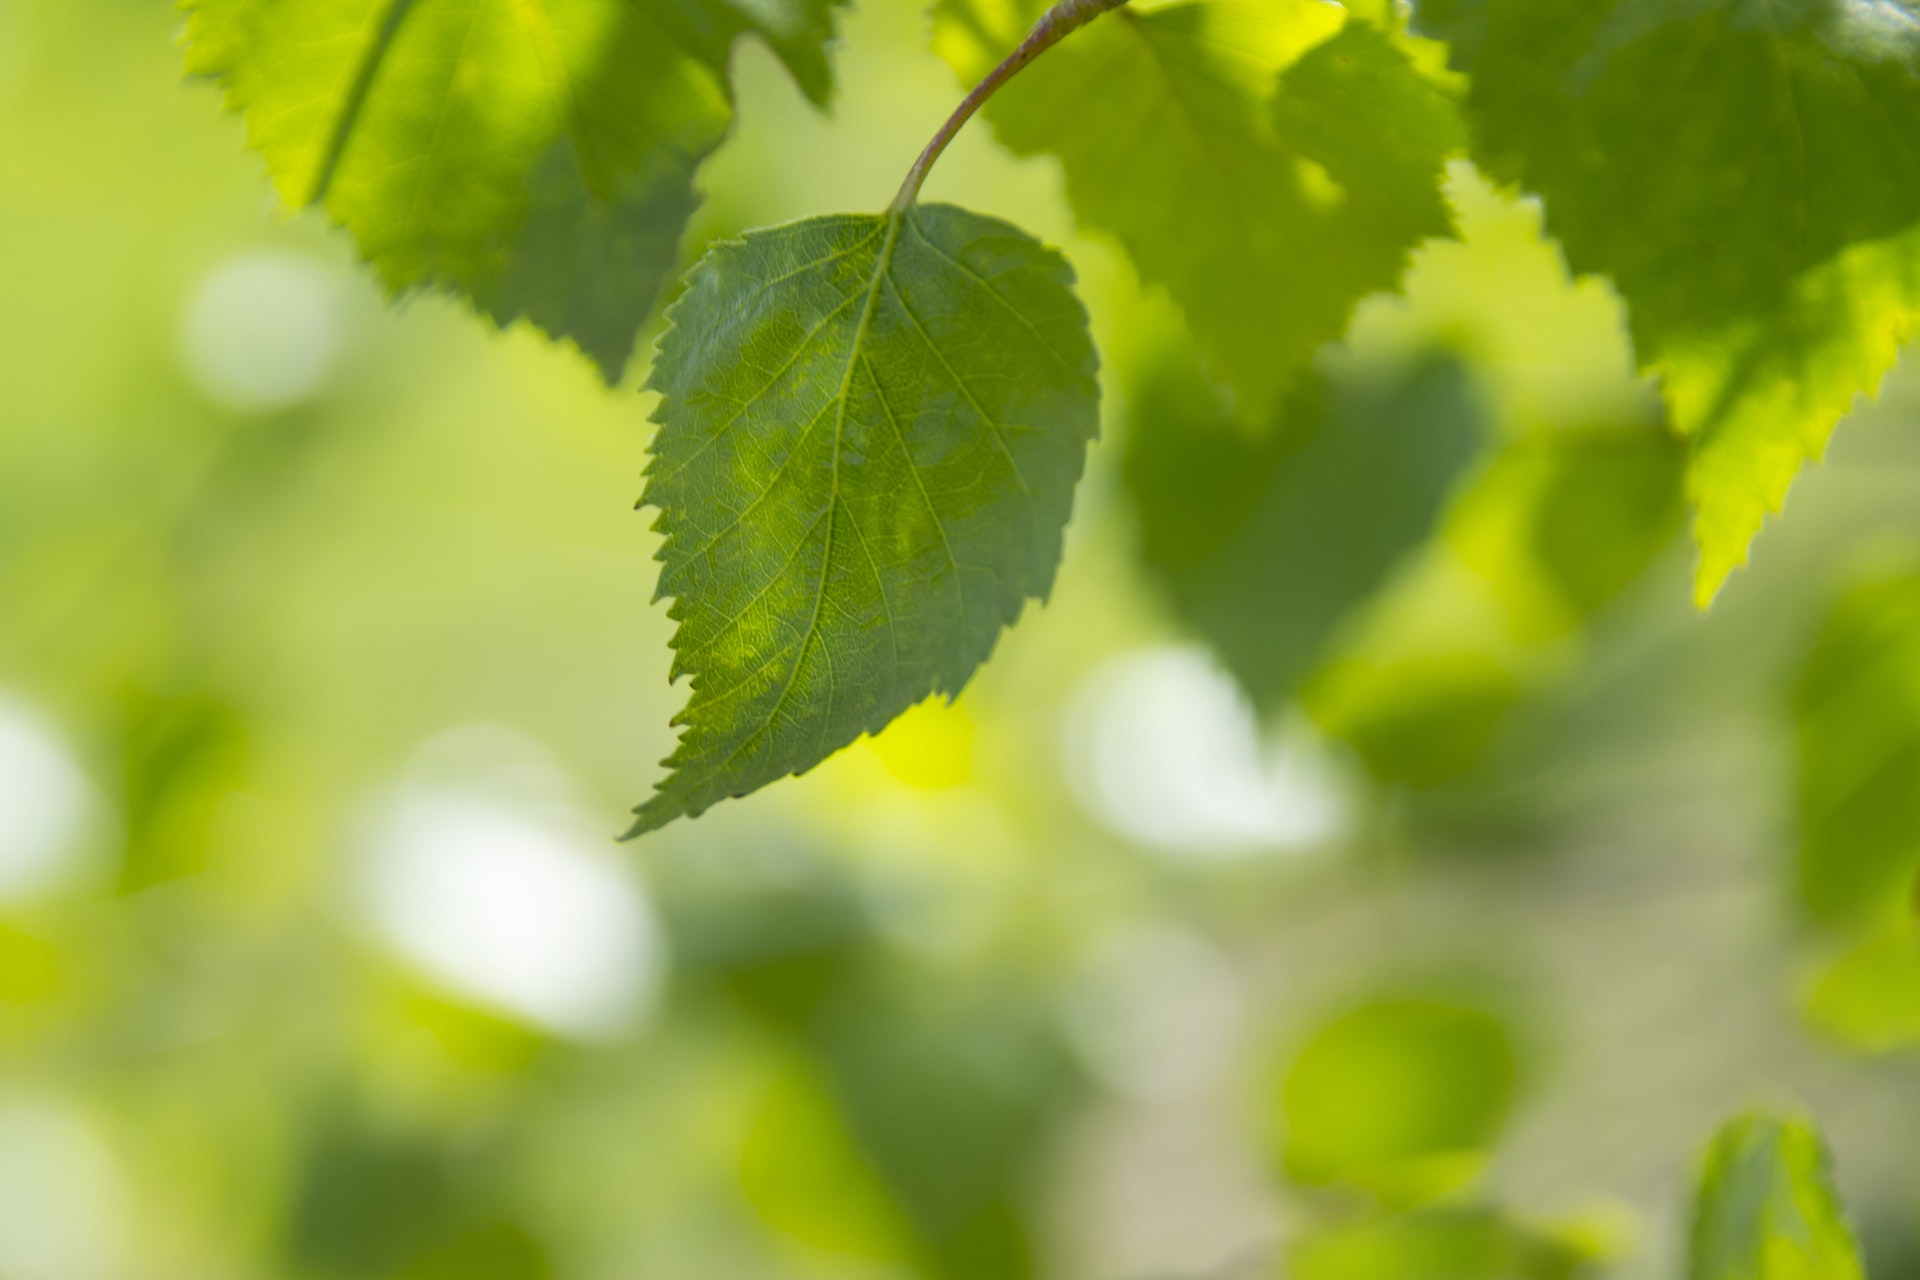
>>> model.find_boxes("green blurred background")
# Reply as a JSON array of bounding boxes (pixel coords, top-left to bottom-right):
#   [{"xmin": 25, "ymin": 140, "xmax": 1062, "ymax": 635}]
[{"xmin": 8, "ymin": 2, "xmax": 1920, "ymax": 1278}]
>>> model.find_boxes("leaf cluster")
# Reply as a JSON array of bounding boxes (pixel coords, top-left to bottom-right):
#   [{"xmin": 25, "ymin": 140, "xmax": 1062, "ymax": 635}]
[{"xmin": 181, "ymin": 0, "xmax": 1920, "ymax": 833}]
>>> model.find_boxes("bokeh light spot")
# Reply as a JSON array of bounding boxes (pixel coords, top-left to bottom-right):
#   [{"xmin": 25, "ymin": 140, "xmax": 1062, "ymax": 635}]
[
  {"xmin": 866, "ymin": 697, "xmax": 975, "ymax": 790},
  {"xmin": 0, "ymin": 1101, "xmax": 124, "ymax": 1280},
  {"xmin": 1063, "ymin": 647, "xmax": 1348, "ymax": 858},
  {"xmin": 356, "ymin": 732, "xmax": 663, "ymax": 1040},
  {"xmin": 179, "ymin": 251, "xmax": 348, "ymax": 413},
  {"xmin": 0, "ymin": 696, "xmax": 97, "ymax": 903}
]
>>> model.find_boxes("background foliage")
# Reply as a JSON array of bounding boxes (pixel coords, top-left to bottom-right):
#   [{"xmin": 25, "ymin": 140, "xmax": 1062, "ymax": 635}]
[{"xmin": 6, "ymin": 0, "xmax": 1920, "ymax": 1278}]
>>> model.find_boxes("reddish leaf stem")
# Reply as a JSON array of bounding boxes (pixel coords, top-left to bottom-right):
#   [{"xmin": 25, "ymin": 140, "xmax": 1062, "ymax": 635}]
[{"xmin": 892, "ymin": 0, "xmax": 1130, "ymax": 212}]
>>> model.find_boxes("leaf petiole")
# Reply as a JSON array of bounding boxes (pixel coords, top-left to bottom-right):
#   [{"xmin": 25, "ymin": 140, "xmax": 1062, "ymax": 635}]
[{"xmin": 891, "ymin": 0, "xmax": 1129, "ymax": 212}]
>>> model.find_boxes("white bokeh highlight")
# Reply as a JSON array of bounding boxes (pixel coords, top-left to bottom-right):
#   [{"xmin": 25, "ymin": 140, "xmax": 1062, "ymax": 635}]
[
  {"xmin": 0, "ymin": 696, "xmax": 98, "ymax": 902},
  {"xmin": 0, "ymin": 1101, "xmax": 125, "ymax": 1280},
  {"xmin": 180, "ymin": 252, "xmax": 348, "ymax": 413},
  {"xmin": 1837, "ymin": 0, "xmax": 1920, "ymax": 51},
  {"xmin": 356, "ymin": 728, "xmax": 664, "ymax": 1040},
  {"xmin": 1064, "ymin": 646, "xmax": 1348, "ymax": 858}
]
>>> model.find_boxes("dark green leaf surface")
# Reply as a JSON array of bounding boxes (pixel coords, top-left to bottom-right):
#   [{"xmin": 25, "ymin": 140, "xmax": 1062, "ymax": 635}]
[
  {"xmin": 932, "ymin": 0, "xmax": 1461, "ymax": 416},
  {"xmin": 1124, "ymin": 345, "xmax": 1483, "ymax": 711},
  {"xmin": 181, "ymin": 0, "xmax": 846, "ymax": 381},
  {"xmin": 631, "ymin": 204, "xmax": 1099, "ymax": 834},
  {"xmin": 1689, "ymin": 1112, "xmax": 1863, "ymax": 1280},
  {"xmin": 1416, "ymin": 0, "xmax": 1920, "ymax": 603}
]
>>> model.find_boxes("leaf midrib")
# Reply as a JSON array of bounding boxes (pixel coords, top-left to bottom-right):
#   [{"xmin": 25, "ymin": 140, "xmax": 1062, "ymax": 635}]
[
  {"xmin": 309, "ymin": 0, "xmax": 419, "ymax": 204},
  {"xmin": 704, "ymin": 209, "xmax": 908, "ymax": 781},
  {"xmin": 648, "ymin": 221, "xmax": 886, "ymax": 495}
]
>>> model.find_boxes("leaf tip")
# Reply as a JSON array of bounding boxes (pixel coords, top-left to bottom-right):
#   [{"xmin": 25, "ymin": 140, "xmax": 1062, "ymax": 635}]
[
  {"xmin": 1692, "ymin": 520, "xmax": 1754, "ymax": 611},
  {"xmin": 621, "ymin": 790, "xmax": 686, "ymax": 841}
]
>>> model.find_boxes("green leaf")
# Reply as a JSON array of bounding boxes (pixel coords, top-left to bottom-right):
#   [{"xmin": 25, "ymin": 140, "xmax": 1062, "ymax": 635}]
[
  {"xmin": 1468, "ymin": 429, "xmax": 1686, "ymax": 626},
  {"xmin": 1689, "ymin": 1111, "xmax": 1864, "ymax": 1280},
  {"xmin": 1275, "ymin": 994, "xmax": 1518, "ymax": 1208},
  {"xmin": 629, "ymin": 203, "xmax": 1099, "ymax": 835},
  {"xmin": 180, "ymin": 0, "xmax": 847, "ymax": 382},
  {"xmin": 1291, "ymin": 1208, "xmax": 1597, "ymax": 1280},
  {"xmin": 1123, "ymin": 343, "xmax": 1483, "ymax": 711},
  {"xmin": 1292, "ymin": 168, "xmax": 1682, "ymax": 789},
  {"xmin": 1416, "ymin": 0, "xmax": 1920, "ymax": 605},
  {"xmin": 1795, "ymin": 569, "xmax": 1920, "ymax": 931},
  {"xmin": 723, "ymin": 0, "xmax": 848, "ymax": 109},
  {"xmin": 1804, "ymin": 930, "xmax": 1920, "ymax": 1054},
  {"xmin": 738, "ymin": 1059, "xmax": 915, "ymax": 1262},
  {"xmin": 1307, "ymin": 650, "xmax": 1523, "ymax": 789},
  {"xmin": 931, "ymin": 0, "xmax": 1461, "ymax": 416}
]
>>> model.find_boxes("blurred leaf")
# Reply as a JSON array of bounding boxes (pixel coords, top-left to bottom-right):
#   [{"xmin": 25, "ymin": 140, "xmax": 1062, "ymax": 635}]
[
  {"xmin": 390, "ymin": 990, "xmax": 552, "ymax": 1075},
  {"xmin": 181, "ymin": 0, "xmax": 846, "ymax": 381},
  {"xmin": 672, "ymin": 861, "xmax": 1079, "ymax": 1279},
  {"xmin": 739, "ymin": 1058, "xmax": 914, "ymax": 1263},
  {"xmin": 403, "ymin": 1222, "xmax": 553, "ymax": 1280},
  {"xmin": 287, "ymin": 1108, "xmax": 553, "ymax": 1280},
  {"xmin": 1276, "ymin": 994, "xmax": 1518, "ymax": 1207},
  {"xmin": 931, "ymin": 0, "xmax": 1459, "ymax": 416},
  {"xmin": 118, "ymin": 683, "xmax": 247, "ymax": 892},
  {"xmin": 1306, "ymin": 647, "xmax": 1523, "ymax": 788},
  {"xmin": 817, "ymin": 988, "xmax": 1078, "ymax": 1280},
  {"xmin": 727, "ymin": 0, "xmax": 849, "ymax": 109},
  {"xmin": 1417, "ymin": 0, "xmax": 1920, "ymax": 603},
  {"xmin": 1804, "ymin": 931, "xmax": 1920, "ymax": 1054},
  {"xmin": 1795, "ymin": 571, "xmax": 1920, "ymax": 931},
  {"xmin": 1452, "ymin": 426, "xmax": 1686, "ymax": 636},
  {"xmin": 1689, "ymin": 1111, "xmax": 1864, "ymax": 1280},
  {"xmin": 664, "ymin": 865, "xmax": 875, "ymax": 1028},
  {"xmin": 1123, "ymin": 345, "xmax": 1483, "ymax": 710},
  {"xmin": 630, "ymin": 204, "xmax": 1098, "ymax": 834},
  {"xmin": 0, "ymin": 921, "xmax": 61, "ymax": 1006},
  {"xmin": 1291, "ymin": 1208, "xmax": 1596, "ymax": 1280},
  {"xmin": 287, "ymin": 1119, "xmax": 456, "ymax": 1276},
  {"xmin": 1302, "ymin": 414, "xmax": 1681, "ymax": 789}
]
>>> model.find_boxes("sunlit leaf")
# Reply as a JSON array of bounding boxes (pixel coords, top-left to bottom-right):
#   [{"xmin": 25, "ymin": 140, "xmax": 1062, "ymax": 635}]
[
  {"xmin": 739, "ymin": 1058, "xmax": 914, "ymax": 1262},
  {"xmin": 180, "ymin": 0, "xmax": 847, "ymax": 381},
  {"xmin": 1804, "ymin": 931, "xmax": 1920, "ymax": 1054},
  {"xmin": 1689, "ymin": 1111, "xmax": 1863, "ymax": 1280},
  {"xmin": 1418, "ymin": 0, "xmax": 1920, "ymax": 604},
  {"xmin": 932, "ymin": 0, "xmax": 1460, "ymax": 416},
  {"xmin": 1292, "ymin": 1208, "xmax": 1597, "ymax": 1280},
  {"xmin": 630, "ymin": 203, "xmax": 1098, "ymax": 834},
  {"xmin": 1275, "ymin": 993, "xmax": 1518, "ymax": 1207},
  {"xmin": 1123, "ymin": 344, "xmax": 1483, "ymax": 711}
]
